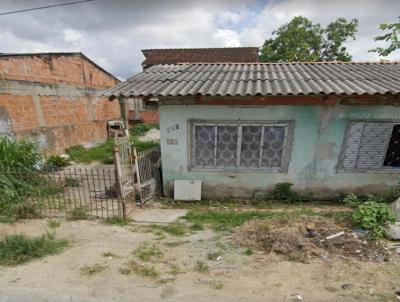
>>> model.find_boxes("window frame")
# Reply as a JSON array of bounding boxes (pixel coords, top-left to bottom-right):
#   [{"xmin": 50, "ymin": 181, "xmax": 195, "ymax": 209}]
[
  {"xmin": 337, "ymin": 120, "xmax": 400, "ymax": 173},
  {"xmin": 187, "ymin": 119, "xmax": 293, "ymax": 173}
]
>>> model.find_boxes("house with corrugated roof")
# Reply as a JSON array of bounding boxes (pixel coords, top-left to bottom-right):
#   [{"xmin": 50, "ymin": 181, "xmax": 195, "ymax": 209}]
[
  {"xmin": 104, "ymin": 62, "xmax": 400, "ymax": 198},
  {"xmin": 124, "ymin": 48, "xmax": 259, "ymax": 124}
]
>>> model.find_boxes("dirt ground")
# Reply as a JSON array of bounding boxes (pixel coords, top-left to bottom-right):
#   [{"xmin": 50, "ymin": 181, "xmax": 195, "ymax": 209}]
[{"xmin": 0, "ymin": 217, "xmax": 400, "ymax": 302}]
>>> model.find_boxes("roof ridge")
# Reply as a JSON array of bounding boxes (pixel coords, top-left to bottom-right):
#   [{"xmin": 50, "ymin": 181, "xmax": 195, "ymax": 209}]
[
  {"xmin": 164, "ymin": 61, "xmax": 400, "ymax": 65},
  {"xmin": 142, "ymin": 47, "xmax": 259, "ymax": 52}
]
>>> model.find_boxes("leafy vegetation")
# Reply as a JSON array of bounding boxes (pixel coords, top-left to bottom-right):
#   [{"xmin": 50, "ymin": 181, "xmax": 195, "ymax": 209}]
[
  {"xmin": 352, "ymin": 201, "xmax": 395, "ymax": 239},
  {"xmin": 129, "ymin": 123, "xmax": 159, "ymax": 152},
  {"xmin": 271, "ymin": 182, "xmax": 300, "ymax": 202},
  {"xmin": 66, "ymin": 123, "xmax": 159, "ymax": 164},
  {"xmin": 184, "ymin": 208, "xmax": 352, "ymax": 231},
  {"xmin": 0, "ymin": 137, "xmax": 61, "ymax": 221},
  {"xmin": 244, "ymin": 248, "xmax": 254, "ymax": 256},
  {"xmin": 145, "ymin": 223, "xmax": 190, "ymax": 236},
  {"xmin": 68, "ymin": 207, "xmax": 88, "ymax": 220},
  {"xmin": 0, "ymin": 137, "xmax": 40, "ymax": 171},
  {"xmin": 45, "ymin": 155, "xmax": 70, "ymax": 168},
  {"xmin": 343, "ymin": 193, "xmax": 394, "ymax": 208},
  {"xmin": 370, "ymin": 16, "xmax": 400, "ymax": 56},
  {"xmin": 133, "ymin": 244, "xmax": 163, "ymax": 262},
  {"xmin": 0, "ymin": 233, "xmax": 68, "ymax": 266},
  {"xmin": 66, "ymin": 141, "xmax": 114, "ymax": 164},
  {"xmin": 120, "ymin": 260, "xmax": 159, "ymax": 278},
  {"xmin": 260, "ymin": 16, "xmax": 358, "ymax": 62},
  {"xmin": 47, "ymin": 219, "xmax": 61, "ymax": 228},
  {"xmin": 104, "ymin": 216, "xmax": 130, "ymax": 226},
  {"xmin": 80, "ymin": 263, "xmax": 108, "ymax": 275},
  {"xmin": 184, "ymin": 210, "xmax": 280, "ymax": 231}
]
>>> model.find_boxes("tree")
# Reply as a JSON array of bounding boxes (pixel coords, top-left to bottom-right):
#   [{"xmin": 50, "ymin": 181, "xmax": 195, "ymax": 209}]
[
  {"xmin": 259, "ymin": 16, "xmax": 358, "ymax": 62},
  {"xmin": 370, "ymin": 17, "xmax": 400, "ymax": 57}
]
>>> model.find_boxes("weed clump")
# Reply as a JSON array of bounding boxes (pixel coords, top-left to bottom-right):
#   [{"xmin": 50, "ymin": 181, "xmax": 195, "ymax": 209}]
[
  {"xmin": 0, "ymin": 233, "xmax": 68, "ymax": 266},
  {"xmin": 80, "ymin": 263, "xmax": 108, "ymax": 275},
  {"xmin": 133, "ymin": 244, "xmax": 163, "ymax": 262},
  {"xmin": 47, "ymin": 219, "xmax": 61, "ymax": 228},
  {"xmin": 352, "ymin": 201, "xmax": 395, "ymax": 239}
]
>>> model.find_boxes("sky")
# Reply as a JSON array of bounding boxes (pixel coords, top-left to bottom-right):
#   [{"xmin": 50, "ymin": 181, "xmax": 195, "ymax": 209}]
[{"xmin": 0, "ymin": 0, "xmax": 399, "ymax": 79}]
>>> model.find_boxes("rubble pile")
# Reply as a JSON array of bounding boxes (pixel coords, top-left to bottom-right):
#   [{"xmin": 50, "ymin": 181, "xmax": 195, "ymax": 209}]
[{"xmin": 236, "ymin": 217, "xmax": 394, "ymax": 263}]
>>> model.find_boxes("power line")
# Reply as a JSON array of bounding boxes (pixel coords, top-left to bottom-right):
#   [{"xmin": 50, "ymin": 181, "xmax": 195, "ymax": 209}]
[{"xmin": 0, "ymin": 0, "xmax": 95, "ymax": 16}]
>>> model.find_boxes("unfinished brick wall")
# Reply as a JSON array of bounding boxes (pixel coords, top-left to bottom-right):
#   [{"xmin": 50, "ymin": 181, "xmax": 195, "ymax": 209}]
[{"xmin": 0, "ymin": 53, "xmax": 121, "ymax": 152}]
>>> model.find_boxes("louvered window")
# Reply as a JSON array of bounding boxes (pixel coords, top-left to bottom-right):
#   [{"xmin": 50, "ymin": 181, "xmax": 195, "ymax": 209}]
[
  {"xmin": 339, "ymin": 122, "xmax": 400, "ymax": 171},
  {"xmin": 190, "ymin": 121, "xmax": 292, "ymax": 172}
]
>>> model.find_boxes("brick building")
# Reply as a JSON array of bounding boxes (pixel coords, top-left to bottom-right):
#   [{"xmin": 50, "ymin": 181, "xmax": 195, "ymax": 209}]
[{"xmin": 0, "ymin": 52, "xmax": 121, "ymax": 152}]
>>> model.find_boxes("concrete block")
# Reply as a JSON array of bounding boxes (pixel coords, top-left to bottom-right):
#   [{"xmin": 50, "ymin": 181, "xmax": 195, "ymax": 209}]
[{"xmin": 174, "ymin": 180, "xmax": 202, "ymax": 201}]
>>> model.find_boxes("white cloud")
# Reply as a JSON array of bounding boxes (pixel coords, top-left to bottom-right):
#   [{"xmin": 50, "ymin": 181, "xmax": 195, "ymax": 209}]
[
  {"xmin": 0, "ymin": 0, "xmax": 399, "ymax": 79},
  {"xmin": 212, "ymin": 29, "xmax": 242, "ymax": 47}
]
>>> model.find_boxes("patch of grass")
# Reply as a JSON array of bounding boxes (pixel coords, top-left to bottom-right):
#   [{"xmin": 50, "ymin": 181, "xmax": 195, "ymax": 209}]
[
  {"xmin": 119, "ymin": 267, "xmax": 132, "ymax": 275},
  {"xmin": 104, "ymin": 217, "xmax": 130, "ymax": 226},
  {"xmin": 64, "ymin": 177, "xmax": 79, "ymax": 187},
  {"xmin": 0, "ymin": 233, "xmax": 68, "ymax": 266},
  {"xmin": 46, "ymin": 155, "xmax": 70, "ymax": 168},
  {"xmin": 207, "ymin": 251, "xmax": 222, "ymax": 261},
  {"xmin": 168, "ymin": 264, "xmax": 181, "ymax": 275},
  {"xmin": 244, "ymin": 248, "xmax": 254, "ymax": 255},
  {"xmin": 68, "ymin": 206, "xmax": 88, "ymax": 220},
  {"xmin": 194, "ymin": 260, "xmax": 209, "ymax": 273},
  {"xmin": 66, "ymin": 141, "xmax": 114, "ymax": 165},
  {"xmin": 102, "ymin": 251, "xmax": 118, "ymax": 258},
  {"xmin": 133, "ymin": 243, "xmax": 163, "ymax": 262},
  {"xmin": 120, "ymin": 260, "xmax": 159, "ymax": 278},
  {"xmin": 80, "ymin": 263, "xmax": 108, "ymax": 275},
  {"xmin": 190, "ymin": 222, "xmax": 204, "ymax": 230},
  {"xmin": 164, "ymin": 240, "xmax": 189, "ymax": 247},
  {"xmin": 214, "ymin": 281, "xmax": 224, "ymax": 289},
  {"xmin": 146, "ymin": 224, "xmax": 189, "ymax": 236},
  {"xmin": 184, "ymin": 210, "xmax": 280, "ymax": 231},
  {"xmin": 184, "ymin": 208, "xmax": 353, "ymax": 231},
  {"xmin": 47, "ymin": 219, "xmax": 60, "ymax": 228}
]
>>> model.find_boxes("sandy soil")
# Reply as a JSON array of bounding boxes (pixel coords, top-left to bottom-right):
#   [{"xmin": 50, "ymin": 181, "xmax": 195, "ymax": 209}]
[{"xmin": 0, "ymin": 219, "xmax": 399, "ymax": 302}]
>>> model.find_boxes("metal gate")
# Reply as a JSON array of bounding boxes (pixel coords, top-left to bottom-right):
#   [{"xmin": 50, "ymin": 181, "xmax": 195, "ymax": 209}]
[
  {"xmin": 135, "ymin": 147, "xmax": 162, "ymax": 206},
  {"xmin": 113, "ymin": 136, "xmax": 136, "ymax": 216},
  {"xmin": 113, "ymin": 137, "xmax": 162, "ymax": 214}
]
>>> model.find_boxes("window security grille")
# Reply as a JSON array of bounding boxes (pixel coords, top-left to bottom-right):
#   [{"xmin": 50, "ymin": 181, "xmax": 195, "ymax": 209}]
[
  {"xmin": 191, "ymin": 122, "xmax": 291, "ymax": 171},
  {"xmin": 339, "ymin": 122, "xmax": 400, "ymax": 171}
]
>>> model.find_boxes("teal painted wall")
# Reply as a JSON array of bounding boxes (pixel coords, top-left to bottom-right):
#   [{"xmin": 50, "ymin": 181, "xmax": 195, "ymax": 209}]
[{"xmin": 160, "ymin": 104, "xmax": 400, "ymax": 198}]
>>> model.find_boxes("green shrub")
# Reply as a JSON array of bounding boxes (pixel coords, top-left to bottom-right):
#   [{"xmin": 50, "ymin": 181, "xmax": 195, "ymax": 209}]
[
  {"xmin": 0, "ymin": 137, "xmax": 40, "ymax": 171},
  {"xmin": 343, "ymin": 194, "xmax": 392, "ymax": 208},
  {"xmin": 0, "ymin": 233, "xmax": 68, "ymax": 266},
  {"xmin": 46, "ymin": 155, "xmax": 70, "ymax": 168},
  {"xmin": 352, "ymin": 201, "xmax": 395, "ymax": 239},
  {"xmin": 343, "ymin": 193, "xmax": 362, "ymax": 208},
  {"xmin": 271, "ymin": 182, "xmax": 299, "ymax": 202}
]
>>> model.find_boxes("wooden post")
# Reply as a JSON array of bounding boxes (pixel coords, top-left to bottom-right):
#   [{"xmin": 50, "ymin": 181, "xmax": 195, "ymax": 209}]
[{"xmin": 113, "ymin": 144, "xmax": 125, "ymax": 219}]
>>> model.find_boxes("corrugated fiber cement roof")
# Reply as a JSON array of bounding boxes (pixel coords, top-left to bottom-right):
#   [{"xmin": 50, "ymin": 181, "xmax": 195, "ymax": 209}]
[{"xmin": 103, "ymin": 62, "xmax": 400, "ymax": 98}]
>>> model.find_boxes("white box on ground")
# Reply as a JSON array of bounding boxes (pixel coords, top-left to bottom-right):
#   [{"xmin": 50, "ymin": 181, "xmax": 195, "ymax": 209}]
[{"xmin": 174, "ymin": 180, "xmax": 202, "ymax": 201}]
